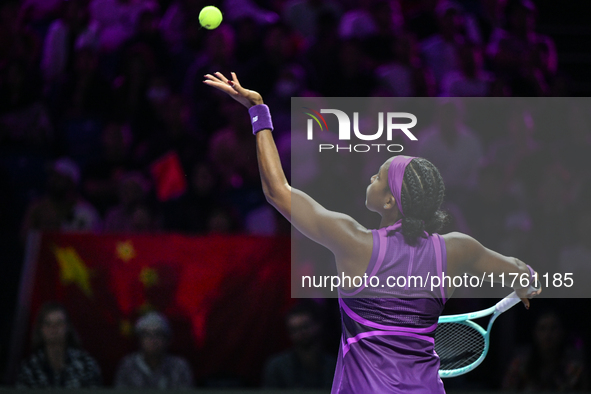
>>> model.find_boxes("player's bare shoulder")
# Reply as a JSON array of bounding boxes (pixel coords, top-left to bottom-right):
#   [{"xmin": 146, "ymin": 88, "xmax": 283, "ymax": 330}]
[
  {"xmin": 332, "ymin": 216, "xmax": 373, "ymax": 278},
  {"xmin": 441, "ymin": 232, "xmax": 482, "ymax": 277}
]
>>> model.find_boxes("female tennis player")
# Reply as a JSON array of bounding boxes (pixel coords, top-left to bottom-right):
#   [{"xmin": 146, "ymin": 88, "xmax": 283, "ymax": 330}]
[{"xmin": 204, "ymin": 72, "xmax": 541, "ymax": 393}]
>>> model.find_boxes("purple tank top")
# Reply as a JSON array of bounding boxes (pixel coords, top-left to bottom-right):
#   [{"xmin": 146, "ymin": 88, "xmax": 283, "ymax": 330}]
[{"xmin": 332, "ymin": 221, "xmax": 447, "ymax": 393}]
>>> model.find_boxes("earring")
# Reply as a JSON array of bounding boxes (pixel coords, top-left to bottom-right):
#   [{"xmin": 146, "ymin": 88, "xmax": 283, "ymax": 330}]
[{"xmin": 383, "ymin": 204, "xmax": 388, "ymax": 209}]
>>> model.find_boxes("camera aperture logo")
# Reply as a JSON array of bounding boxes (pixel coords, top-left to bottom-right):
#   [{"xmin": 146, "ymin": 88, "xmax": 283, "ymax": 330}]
[{"xmin": 303, "ymin": 108, "xmax": 417, "ymax": 153}]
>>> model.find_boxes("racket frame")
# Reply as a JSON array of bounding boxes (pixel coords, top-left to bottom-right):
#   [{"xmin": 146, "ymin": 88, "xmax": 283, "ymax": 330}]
[{"xmin": 436, "ymin": 290, "xmax": 531, "ymax": 378}]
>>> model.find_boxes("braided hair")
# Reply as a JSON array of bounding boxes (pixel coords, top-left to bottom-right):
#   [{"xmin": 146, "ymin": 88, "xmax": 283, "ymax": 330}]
[{"xmin": 398, "ymin": 157, "xmax": 449, "ymax": 244}]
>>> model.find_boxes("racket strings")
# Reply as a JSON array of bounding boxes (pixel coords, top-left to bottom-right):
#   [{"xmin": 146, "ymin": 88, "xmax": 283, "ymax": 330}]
[{"xmin": 435, "ymin": 322, "xmax": 486, "ymax": 371}]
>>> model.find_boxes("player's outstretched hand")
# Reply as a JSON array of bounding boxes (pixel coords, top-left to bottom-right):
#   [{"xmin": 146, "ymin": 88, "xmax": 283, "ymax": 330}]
[
  {"xmin": 203, "ymin": 72, "xmax": 263, "ymax": 109},
  {"xmin": 516, "ymin": 271, "xmax": 542, "ymax": 309}
]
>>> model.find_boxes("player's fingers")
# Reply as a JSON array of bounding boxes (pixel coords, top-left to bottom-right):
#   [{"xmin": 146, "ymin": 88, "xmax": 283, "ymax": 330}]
[
  {"xmin": 230, "ymin": 72, "xmax": 248, "ymax": 93},
  {"xmin": 203, "ymin": 79, "xmax": 235, "ymax": 95},
  {"xmin": 214, "ymin": 71, "xmax": 230, "ymax": 84},
  {"xmin": 204, "ymin": 73, "xmax": 224, "ymax": 83},
  {"xmin": 231, "ymin": 72, "xmax": 240, "ymax": 85},
  {"xmin": 520, "ymin": 297, "xmax": 530, "ymax": 309}
]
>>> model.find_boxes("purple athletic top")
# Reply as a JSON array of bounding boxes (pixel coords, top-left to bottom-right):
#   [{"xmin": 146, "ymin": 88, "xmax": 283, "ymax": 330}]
[{"xmin": 332, "ymin": 220, "xmax": 447, "ymax": 393}]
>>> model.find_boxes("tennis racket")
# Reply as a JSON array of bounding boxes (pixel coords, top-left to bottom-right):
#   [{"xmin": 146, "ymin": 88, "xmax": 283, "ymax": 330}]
[{"xmin": 436, "ymin": 284, "xmax": 539, "ymax": 378}]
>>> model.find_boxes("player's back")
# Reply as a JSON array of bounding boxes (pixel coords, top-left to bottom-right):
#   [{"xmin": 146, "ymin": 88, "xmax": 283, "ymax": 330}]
[{"xmin": 332, "ymin": 221, "xmax": 447, "ymax": 393}]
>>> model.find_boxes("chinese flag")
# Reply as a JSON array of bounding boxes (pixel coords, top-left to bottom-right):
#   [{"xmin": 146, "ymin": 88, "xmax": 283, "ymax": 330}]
[{"xmin": 18, "ymin": 232, "xmax": 292, "ymax": 386}]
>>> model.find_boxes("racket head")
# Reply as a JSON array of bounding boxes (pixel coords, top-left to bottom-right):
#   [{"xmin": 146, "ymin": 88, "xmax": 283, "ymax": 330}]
[{"xmin": 435, "ymin": 320, "xmax": 489, "ymax": 378}]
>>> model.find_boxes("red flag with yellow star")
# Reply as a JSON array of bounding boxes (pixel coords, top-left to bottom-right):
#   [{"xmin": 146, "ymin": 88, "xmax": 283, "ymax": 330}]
[{"xmin": 18, "ymin": 232, "xmax": 292, "ymax": 386}]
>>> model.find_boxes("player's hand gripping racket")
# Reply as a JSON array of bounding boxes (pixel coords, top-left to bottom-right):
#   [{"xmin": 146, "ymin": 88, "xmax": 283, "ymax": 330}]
[{"xmin": 436, "ymin": 284, "xmax": 540, "ymax": 378}]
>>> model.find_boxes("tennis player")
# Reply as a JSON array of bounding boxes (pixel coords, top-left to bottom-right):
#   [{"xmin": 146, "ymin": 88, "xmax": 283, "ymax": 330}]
[{"xmin": 204, "ymin": 72, "xmax": 541, "ymax": 393}]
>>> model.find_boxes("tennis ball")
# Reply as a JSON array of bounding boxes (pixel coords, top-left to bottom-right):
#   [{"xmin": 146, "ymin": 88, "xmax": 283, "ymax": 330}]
[{"xmin": 199, "ymin": 6, "xmax": 223, "ymax": 30}]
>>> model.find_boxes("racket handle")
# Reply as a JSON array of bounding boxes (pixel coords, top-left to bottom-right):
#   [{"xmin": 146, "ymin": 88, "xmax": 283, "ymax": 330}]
[{"xmin": 495, "ymin": 284, "xmax": 539, "ymax": 314}]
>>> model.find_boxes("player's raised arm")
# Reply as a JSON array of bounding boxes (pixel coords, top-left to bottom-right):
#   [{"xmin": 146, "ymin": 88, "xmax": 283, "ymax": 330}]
[
  {"xmin": 203, "ymin": 72, "xmax": 371, "ymax": 262},
  {"xmin": 444, "ymin": 232, "xmax": 542, "ymax": 307}
]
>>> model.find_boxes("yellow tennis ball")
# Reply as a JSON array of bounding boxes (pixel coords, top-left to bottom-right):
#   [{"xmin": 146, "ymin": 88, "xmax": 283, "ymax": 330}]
[{"xmin": 199, "ymin": 6, "xmax": 223, "ymax": 30}]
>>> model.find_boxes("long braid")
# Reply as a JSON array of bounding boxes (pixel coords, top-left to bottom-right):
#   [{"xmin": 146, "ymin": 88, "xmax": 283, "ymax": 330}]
[{"xmin": 398, "ymin": 158, "xmax": 449, "ymax": 244}]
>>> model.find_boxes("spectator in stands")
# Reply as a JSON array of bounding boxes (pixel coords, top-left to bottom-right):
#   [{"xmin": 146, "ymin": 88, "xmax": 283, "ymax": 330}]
[
  {"xmin": 1, "ymin": 1, "xmax": 42, "ymax": 69},
  {"xmin": 89, "ymin": 0, "xmax": 158, "ymax": 53},
  {"xmin": 240, "ymin": 22, "xmax": 300, "ymax": 97},
  {"xmin": 104, "ymin": 171, "xmax": 154, "ymax": 232},
  {"xmin": 304, "ymin": 11, "xmax": 340, "ymax": 95},
  {"xmin": 162, "ymin": 161, "xmax": 218, "ymax": 233},
  {"xmin": 503, "ymin": 311, "xmax": 588, "ymax": 391},
  {"xmin": 420, "ymin": 1, "xmax": 471, "ymax": 91},
  {"xmin": 121, "ymin": 7, "xmax": 170, "ymax": 73},
  {"xmin": 338, "ymin": 0, "xmax": 402, "ymax": 41},
  {"xmin": 16, "ymin": 302, "xmax": 102, "ymax": 388},
  {"xmin": 0, "ymin": 59, "xmax": 52, "ymax": 152},
  {"xmin": 486, "ymin": 0, "xmax": 557, "ymax": 96},
  {"xmin": 50, "ymin": 44, "xmax": 113, "ymax": 124},
  {"xmin": 40, "ymin": 0, "xmax": 98, "ymax": 87},
  {"xmin": 376, "ymin": 32, "xmax": 435, "ymax": 97},
  {"xmin": 112, "ymin": 43, "xmax": 157, "ymax": 122},
  {"xmin": 158, "ymin": 0, "xmax": 194, "ymax": 52},
  {"xmin": 263, "ymin": 301, "xmax": 336, "ymax": 389},
  {"xmin": 83, "ymin": 121, "xmax": 135, "ymax": 216},
  {"xmin": 115, "ymin": 311, "xmax": 193, "ymax": 389},
  {"xmin": 473, "ymin": 0, "xmax": 508, "ymax": 44},
  {"xmin": 21, "ymin": 157, "xmax": 101, "ymax": 240},
  {"xmin": 283, "ymin": 0, "xmax": 341, "ymax": 42},
  {"xmin": 440, "ymin": 43, "xmax": 492, "ymax": 96},
  {"xmin": 325, "ymin": 38, "xmax": 377, "ymax": 96}
]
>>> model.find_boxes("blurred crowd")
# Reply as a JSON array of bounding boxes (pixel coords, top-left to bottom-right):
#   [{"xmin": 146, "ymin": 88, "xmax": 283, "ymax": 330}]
[
  {"xmin": 0, "ymin": 0, "xmax": 571, "ymax": 239},
  {"xmin": 14, "ymin": 300, "xmax": 589, "ymax": 390},
  {"xmin": 1, "ymin": 0, "xmax": 590, "ymax": 390}
]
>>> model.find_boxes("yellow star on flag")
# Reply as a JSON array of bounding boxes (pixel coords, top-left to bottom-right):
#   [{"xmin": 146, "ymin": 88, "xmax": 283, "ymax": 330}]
[
  {"xmin": 139, "ymin": 267, "xmax": 159, "ymax": 288},
  {"xmin": 53, "ymin": 245, "xmax": 93, "ymax": 297},
  {"xmin": 116, "ymin": 240, "xmax": 136, "ymax": 262}
]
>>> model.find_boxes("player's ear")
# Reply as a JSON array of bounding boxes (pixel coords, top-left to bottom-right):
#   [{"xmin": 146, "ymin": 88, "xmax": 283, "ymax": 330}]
[{"xmin": 383, "ymin": 196, "xmax": 394, "ymax": 209}]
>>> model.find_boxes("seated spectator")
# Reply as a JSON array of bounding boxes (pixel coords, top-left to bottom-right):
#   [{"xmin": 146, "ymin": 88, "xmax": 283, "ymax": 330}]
[
  {"xmin": 503, "ymin": 311, "xmax": 588, "ymax": 391},
  {"xmin": 115, "ymin": 312, "xmax": 193, "ymax": 388},
  {"xmin": 263, "ymin": 301, "xmax": 336, "ymax": 389},
  {"xmin": 21, "ymin": 157, "xmax": 101, "ymax": 240},
  {"xmin": 16, "ymin": 302, "xmax": 102, "ymax": 388}
]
